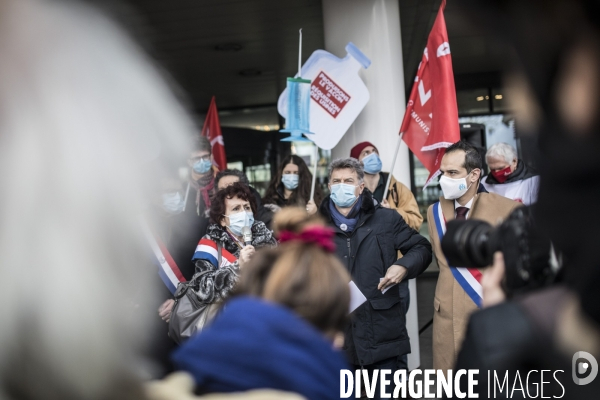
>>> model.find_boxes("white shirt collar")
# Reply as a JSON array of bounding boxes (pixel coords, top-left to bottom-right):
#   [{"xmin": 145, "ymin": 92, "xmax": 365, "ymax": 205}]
[{"xmin": 454, "ymin": 196, "xmax": 474, "ymax": 210}]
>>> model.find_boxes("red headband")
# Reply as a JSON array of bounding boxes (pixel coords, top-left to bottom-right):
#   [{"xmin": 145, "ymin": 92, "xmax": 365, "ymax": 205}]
[{"xmin": 279, "ymin": 226, "xmax": 336, "ymax": 253}]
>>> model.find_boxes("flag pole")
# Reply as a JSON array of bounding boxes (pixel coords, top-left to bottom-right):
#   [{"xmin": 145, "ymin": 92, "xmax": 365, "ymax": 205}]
[
  {"xmin": 310, "ymin": 144, "xmax": 318, "ymax": 201},
  {"xmin": 382, "ymin": 133, "xmax": 404, "ymax": 201},
  {"xmin": 298, "ymin": 29, "xmax": 302, "ymax": 77}
]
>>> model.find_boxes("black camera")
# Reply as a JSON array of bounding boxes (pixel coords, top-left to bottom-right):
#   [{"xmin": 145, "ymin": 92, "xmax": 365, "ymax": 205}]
[{"xmin": 441, "ymin": 206, "xmax": 557, "ymax": 296}]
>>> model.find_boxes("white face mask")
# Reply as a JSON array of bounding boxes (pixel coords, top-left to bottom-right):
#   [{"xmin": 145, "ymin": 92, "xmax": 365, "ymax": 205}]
[{"xmin": 439, "ymin": 173, "xmax": 473, "ymax": 200}]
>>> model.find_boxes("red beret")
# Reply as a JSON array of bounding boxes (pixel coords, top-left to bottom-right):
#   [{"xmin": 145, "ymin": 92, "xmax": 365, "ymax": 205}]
[{"xmin": 350, "ymin": 141, "xmax": 378, "ymax": 160}]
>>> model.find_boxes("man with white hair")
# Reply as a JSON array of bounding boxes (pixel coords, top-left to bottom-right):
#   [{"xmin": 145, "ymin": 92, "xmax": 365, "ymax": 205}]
[{"xmin": 482, "ymin": 142, "xmax": 540, "ymax": 205}]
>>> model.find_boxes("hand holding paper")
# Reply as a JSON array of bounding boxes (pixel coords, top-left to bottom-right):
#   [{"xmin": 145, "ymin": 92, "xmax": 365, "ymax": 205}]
[{"xmin": 378, "ymin": 265, "xmax": 407, "ymax": 291}]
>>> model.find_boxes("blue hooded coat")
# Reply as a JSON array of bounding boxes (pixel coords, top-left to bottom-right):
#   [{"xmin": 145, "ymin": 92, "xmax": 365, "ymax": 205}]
[{"xmin": 172, "ymin": 296, "xmax": 348, "ymax": 400}]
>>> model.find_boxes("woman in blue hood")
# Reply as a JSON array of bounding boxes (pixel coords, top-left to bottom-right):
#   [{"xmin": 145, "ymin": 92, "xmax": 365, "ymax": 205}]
[{"xmin": 172, "ymin": 208, "xmax": 350, "ymax": 400}]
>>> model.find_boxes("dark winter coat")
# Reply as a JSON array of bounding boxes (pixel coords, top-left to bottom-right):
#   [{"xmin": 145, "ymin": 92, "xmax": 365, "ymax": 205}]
[
  {"xmin": 168, "ymin": 182, "xmax": 210, "ymax": 281},
  {"xmin": 263, "ymin": 182, "xmax": 324, "ymax": 210},
  {"xmin": 319, "ymin": 189, "xmax": 432, "ymax": 366},
  {"xmin": 192, "ymin": 222, "xmax": 276, "ymax": 304},
  {"xmin": 455, "ymin": 286, "xmax": 600, "ymax": 398},
  {"xmin": 249, "ymin": 186, "xmax": 273, "ymax": 230}
]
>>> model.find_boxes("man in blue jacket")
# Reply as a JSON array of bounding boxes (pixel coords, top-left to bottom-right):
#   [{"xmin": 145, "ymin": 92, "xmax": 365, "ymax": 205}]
[{"xmin": 319, "ymin": 158, "xmax": 432, "ymax": 399}]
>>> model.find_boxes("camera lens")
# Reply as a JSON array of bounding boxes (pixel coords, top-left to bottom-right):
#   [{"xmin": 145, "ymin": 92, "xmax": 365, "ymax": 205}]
[{"xmin": 441, "ymin": 220, "xmax": 494, "ymax": 268}]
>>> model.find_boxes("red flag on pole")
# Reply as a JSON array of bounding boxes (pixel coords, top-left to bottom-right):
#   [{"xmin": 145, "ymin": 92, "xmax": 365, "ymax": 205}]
[
  {"xmin": 201, "ymin": 96, "xmax": 227, "ymax": 170},
  {"xmin": 400, "ymin": 0, "xmax": 460, "ymax": 186}
]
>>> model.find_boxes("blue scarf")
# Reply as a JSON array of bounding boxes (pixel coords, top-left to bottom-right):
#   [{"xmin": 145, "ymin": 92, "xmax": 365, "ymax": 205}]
[
  {"xmin": 328, "ymin": 195, "xmax": 363, "ymax": 233},
  {"xmin": 172, "ymin": 296, "xmax": 348, "ymax": 400}
]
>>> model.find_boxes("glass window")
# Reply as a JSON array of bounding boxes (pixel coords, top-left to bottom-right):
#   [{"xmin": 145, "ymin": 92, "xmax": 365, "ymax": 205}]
[
  {"xmin": 226, "ymin": 161, "xmax": 243, "ymax": 171},
  {"xmin": 217, "ymin": 106, "xmax": 280, "ymax": 131},
  {"xmin": 411, "ymin": 154, "xmax": 443, "ymax": 216},
  {"xmin": 491, "ymin": 88, "xmax": 509, "ymax": 112},
  {"xmin": 457, "ymin": 88, "xmax": 490, "ymax": 115},
  {"xmin": 246, "ymin": 164, "xmax": 271, "ymax": 197}
]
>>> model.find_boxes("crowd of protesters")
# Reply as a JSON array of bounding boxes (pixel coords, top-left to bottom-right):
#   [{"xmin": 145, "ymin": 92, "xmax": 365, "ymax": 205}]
[{"xmin": 2, "ymin": 0, "xmax": 599, "ymax": 399}]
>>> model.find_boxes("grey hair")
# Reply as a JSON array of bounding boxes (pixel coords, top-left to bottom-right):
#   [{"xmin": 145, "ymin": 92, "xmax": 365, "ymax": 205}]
[
  {"xmin": 328, "ymin": 158, "xmax": 365, "ymax": 182},
  {"xmin": 192, "ymin": 135, "xmax": 212, "ymax": 154},
  {"xmin": 486, "ymin": 142, "xmax": 518, "ymax": 164},
  {"xmin": 215, "ymin": 169, "xmax": 250, "ymax": 188}
]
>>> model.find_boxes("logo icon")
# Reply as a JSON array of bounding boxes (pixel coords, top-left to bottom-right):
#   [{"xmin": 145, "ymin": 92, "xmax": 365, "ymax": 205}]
[
  {"xmin": 437, "ymin": 42, "xmax": 451, "ymax": 57},
  {"xmin": 572, "ymin": 351, "xmax": 598, "ymax": 385},
  {"xmin": 458, "ymin": 184, "xmax": 466, "ymax": 191}
]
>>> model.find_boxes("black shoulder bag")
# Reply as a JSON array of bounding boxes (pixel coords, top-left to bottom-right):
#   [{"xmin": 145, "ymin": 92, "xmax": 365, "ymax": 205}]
[{"xmin": 168, "ymin": 241, "xmax": 223, "ymax": 344}]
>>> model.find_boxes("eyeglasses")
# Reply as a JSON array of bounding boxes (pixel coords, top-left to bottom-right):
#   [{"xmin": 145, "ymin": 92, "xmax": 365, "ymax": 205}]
[{"xmin": 190, "ymin": 155, "xmax": 210, "ymax": 163}]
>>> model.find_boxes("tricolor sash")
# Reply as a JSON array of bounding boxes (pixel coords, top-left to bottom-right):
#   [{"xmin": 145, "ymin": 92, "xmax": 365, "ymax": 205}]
[
  {"xmin": 192, "ymin": 238, "xmax": 237, "ymax": 269},
  {"xmin": 432, "ymin": 202, "xmax": 483, "ymax": 308},
  {"xmin": 141, "ymin": 219, "xmax": 186, "ymax": 295}
]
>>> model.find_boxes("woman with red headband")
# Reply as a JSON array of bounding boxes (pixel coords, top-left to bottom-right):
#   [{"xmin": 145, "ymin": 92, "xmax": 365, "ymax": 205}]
[{"xmin": 172, "ymin": 207, "xmax": 349, "ymax": 400}]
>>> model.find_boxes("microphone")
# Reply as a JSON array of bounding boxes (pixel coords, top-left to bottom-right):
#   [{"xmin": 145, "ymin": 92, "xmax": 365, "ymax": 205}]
[{"xmin": 241, "ymin": 225, "xmax": 252, "ymax": 246}]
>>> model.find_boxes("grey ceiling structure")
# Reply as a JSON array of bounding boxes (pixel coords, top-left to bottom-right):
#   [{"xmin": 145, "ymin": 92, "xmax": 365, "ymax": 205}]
[{"xmin": 110, "ymin": 0, "xmax": 509, "ymax": 114}]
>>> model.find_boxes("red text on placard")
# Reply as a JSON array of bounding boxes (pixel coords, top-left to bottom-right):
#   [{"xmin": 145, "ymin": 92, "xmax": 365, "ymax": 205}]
[{"xmin": 311, "ymin": 71, "xmax": 351, "ymax": 118}]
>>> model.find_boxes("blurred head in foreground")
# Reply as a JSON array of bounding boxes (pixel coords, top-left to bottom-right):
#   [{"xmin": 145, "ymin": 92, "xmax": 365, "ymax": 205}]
[
  {"xmin": 236, "ymin": 207, "xmax": 350, "ymax": 339},
  {"xmin": 0, "ymin": 0, "xmax": 194, "ymax": 398},
  {"xmin": 172, "ymin": 207, "xmax": 350, "ymax": 399}
]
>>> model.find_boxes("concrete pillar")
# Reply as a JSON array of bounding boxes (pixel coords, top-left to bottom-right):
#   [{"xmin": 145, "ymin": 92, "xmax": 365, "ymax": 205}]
[
  {"xmin": 322, "ymin": 0, "xmax": 421, "ymax": 370},
  {"xmin": 323, "ymin": 0, "xmax": 410, "ymax": 183}
]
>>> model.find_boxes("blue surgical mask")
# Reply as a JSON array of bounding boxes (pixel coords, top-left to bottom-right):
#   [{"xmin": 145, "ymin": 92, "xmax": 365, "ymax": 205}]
[
  {"xmin": 162, "ymin": 192, "xmax": 185, "ymax": 214},
  {"xmin": 330, "ymin": 183, "xmax": 359, "ymax": 208},
  {"xmin": 224, "ymin": 211, "xmax": 254, "ymax": 236},
  {"xmin": 362, "ymin": 152, "xmax": 382, "ymax": 174},
  {"xmin": 281, "ymin": 174, "xmax": 299, "ymax": 190},
  {"xmin": 193, "ymin": 159, "xmax": 212, "ymax": 174}
]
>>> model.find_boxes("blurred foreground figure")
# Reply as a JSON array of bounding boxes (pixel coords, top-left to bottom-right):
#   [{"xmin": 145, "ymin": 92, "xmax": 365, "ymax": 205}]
[
  {"xmin": 0, "ymin": 0, "xmax": 195, "ymax": 398},
  {"xmin": 454, "ymin": 0, "xmax": 600, "ymax": 398}
]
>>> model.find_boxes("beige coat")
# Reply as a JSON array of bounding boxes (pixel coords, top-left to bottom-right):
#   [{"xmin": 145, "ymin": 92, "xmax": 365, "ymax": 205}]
[
  {"xmin": 145, "ymin": 372, "xmax": 306, "ymax": 400},
  {"xmin": 427, "ymin": 192, "xmax": 520, "ymax": 372},
  {"xmin": 386, "ymin": 174, "xmax": 423, "ymax": 231}
]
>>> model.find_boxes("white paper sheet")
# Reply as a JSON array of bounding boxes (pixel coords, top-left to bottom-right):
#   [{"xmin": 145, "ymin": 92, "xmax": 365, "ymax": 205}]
[
  {"xmin": 348, "ymin": 281, "xmax": 367, "ymax": 314},
  {"xmin": 379, "ymin": 278, "xmax": 398, "ymax": 294}
]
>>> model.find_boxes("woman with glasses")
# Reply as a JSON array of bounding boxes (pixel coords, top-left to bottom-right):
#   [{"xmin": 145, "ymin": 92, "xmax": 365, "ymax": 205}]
[
  {"xmin": 157, "ymin": 136, "xmax": 220, "ymax": 326},
  {"xmin": 159, "ymin": 136, "xmax": 219, "ymax": 281}
]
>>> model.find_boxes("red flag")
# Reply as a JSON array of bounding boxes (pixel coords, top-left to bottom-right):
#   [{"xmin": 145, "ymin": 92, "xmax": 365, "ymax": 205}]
[
  {"xmin": 400, "ymin": 0, "xmax": 460, "ymax": 186},
  {"xmin": 201, "ymin": 96, "xmax": 227, "ymax": 170}
]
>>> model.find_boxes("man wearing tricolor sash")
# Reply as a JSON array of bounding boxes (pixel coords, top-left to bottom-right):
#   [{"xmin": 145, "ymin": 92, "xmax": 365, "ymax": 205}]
[{"xmin": 428, "ymin": 141, "xmax": 519, "ymax": 373}]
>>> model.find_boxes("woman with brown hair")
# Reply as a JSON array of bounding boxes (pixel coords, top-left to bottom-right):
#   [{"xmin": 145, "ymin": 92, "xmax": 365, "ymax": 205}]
[
  {"xmin": 189, "ymin": 182, "xmax": 276, "ymax": 304},
  {"xmin": 161, "ymin": 182, "xmax": 278, "ymax": 327},
  {"xmin": 172, "ymin": 208, "xmax": 350, "ymax": 400},
  {"xmin": 262, "ymin": 155, "xmax": 324, "ymax": 215}
]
